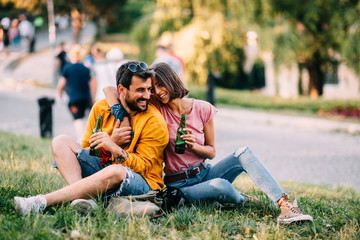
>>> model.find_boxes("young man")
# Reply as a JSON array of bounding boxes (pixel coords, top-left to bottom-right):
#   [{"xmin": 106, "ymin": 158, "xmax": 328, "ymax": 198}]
[
  {"xmin": 57, "ymin": 44, "xmax": 93, "ymax": 142},
  {"xmin": 14, "ymin": 61, "xmax": 169, "ymax": 216}
]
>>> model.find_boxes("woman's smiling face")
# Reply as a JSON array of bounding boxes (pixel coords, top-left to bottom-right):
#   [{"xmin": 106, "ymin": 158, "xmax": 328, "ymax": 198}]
[{"xmin": 152, "ymin": 78, "xmax": 170, "ymax": 104}]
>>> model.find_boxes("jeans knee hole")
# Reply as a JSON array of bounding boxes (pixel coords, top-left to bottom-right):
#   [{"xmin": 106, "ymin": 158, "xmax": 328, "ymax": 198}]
[
  {"xmin": 234, "ymin": 147, "xmax": 247, "ymax": 158},
  {"xmin": 125, "ymin": 167, "xmax": 134, "ymax": 179}
]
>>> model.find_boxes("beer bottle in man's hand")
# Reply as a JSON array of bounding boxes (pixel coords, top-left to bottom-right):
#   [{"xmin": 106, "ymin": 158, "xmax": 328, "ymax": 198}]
[
  {"xmin": 175, "ymin": 114, "xmax": 186, "ymax": 154},
  {"xmin": 89, "ymin": 115, "xmax": 102, "ymax": 156}
]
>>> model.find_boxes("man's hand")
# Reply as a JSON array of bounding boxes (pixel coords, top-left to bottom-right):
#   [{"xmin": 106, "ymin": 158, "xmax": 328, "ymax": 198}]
[
  {"xmin": 89, "ymin": 132, "xmax": 118, "ymax": 153},
  {"xmin": 111, "ymin": 119, "xmax": 132, "ymax": 146},
  {"xmin": 90, "ymin": 131, "xmax": 129, "ymax": 164}
]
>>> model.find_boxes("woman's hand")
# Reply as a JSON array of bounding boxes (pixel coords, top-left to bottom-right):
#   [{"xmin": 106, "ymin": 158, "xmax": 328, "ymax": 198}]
[
  {"xmin": 181, "ymin": 118, "xmax": 216, "ymax": 159},
  {"xmin": 89, "ymin": 132, "xmax": 118, "ymax": 153},
  {"xmin": 110, "ymin": 119, "xmax": 132, "ymax": 146},
  {"xmin": 182, "ymin": 128, "xmax": 196, "ymax": 150}
]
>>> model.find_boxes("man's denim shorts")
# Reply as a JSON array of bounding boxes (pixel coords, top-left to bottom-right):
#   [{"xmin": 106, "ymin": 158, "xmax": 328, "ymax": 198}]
[{"xmin": 52, "ymin": 148, "xmax": 151, "ymax": 197}]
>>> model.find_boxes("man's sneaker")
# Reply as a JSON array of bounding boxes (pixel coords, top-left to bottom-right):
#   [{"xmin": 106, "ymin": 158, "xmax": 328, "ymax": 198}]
[
  {"xmin": 14, "ymin": 195, "xmax": 47, "ymax": 216},
  {"xmin": 70, "ymin": 199, "xmax": 98, "ymax": 214},
  {"xmin": 277, "ymin": 193, "xmax": 313, "ymax": 224}
]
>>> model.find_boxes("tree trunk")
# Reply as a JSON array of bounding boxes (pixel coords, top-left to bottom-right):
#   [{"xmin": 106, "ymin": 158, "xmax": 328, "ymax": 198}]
[{"xmin": 305, "ymin": 53, "xmax": 325, "ymax": 98}]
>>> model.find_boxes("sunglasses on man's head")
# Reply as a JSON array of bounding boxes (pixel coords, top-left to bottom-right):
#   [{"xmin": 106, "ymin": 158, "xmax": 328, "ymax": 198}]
[{"xmin": 128, "ymin": 62, "xmax": 148, "ymax": 72}]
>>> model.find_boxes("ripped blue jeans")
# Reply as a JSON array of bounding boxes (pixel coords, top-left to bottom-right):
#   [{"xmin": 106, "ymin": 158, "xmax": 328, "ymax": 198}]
[
  {"xmin": 166, "ymin": 147, "xmax": 285, "ymax": 205},
  {"xmin": 52, "ymin": 148, "xmax": 151, "ymax": 197}
]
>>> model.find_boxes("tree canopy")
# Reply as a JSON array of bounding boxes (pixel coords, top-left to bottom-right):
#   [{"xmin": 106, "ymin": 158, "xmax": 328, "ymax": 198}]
[{"xmin": 268, "ymin": 0, "xmax": 360, "ymax": 96}]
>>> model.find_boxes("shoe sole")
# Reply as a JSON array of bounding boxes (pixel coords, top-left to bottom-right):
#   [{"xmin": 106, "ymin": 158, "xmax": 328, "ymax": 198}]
[
  {"xmin": 70, "ymin": 200, "xmax": 97, "ymax": 214},
  {"xmin": 278, "ymin": 215, "xmax": 313, "ymax": 224}
]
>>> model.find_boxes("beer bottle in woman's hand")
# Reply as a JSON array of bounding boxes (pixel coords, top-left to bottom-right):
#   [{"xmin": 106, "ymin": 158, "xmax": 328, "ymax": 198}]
[{"xmin": 175, "ymin": 114, "xmax": 186, "ymax": 154}]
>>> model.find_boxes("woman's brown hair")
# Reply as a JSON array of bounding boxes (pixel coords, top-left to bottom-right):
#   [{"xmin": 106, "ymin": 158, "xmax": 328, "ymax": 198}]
[{"xmin": 150, "ymin": 62, "xmax": 189, "ymax": 101}]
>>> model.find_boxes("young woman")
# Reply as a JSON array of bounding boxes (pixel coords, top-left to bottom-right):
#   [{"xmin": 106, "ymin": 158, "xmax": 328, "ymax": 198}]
[{"xmin": 105, "ymin": 62, "xmax": 313, "ymax": 224}]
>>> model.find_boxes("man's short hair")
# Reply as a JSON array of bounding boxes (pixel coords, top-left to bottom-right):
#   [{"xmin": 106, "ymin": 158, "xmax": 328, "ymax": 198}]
[
  {"xmin": 69, "ymin": 44, "xmax": 82, "ymax": 62},
  {"xmin": 116, "ymin": 61, "xmax": 153, "ymax": 89}
]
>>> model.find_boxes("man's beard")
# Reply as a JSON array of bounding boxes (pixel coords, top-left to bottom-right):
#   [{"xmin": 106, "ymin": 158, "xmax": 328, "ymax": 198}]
[{"xmin": 125, "ymin": 96, "xmax": 148, "ymax": 112}]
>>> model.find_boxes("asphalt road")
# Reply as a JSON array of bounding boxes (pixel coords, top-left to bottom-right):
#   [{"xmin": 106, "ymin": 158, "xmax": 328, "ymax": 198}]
[{"xmin": 214, "ymin": 108, "xmax": 360, "ymax": 190}]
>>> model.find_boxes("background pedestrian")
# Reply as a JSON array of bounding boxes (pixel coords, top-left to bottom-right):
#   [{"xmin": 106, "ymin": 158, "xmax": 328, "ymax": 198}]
[{"xmin": 57, "ymin": 44, "xmax": 93, "ymax": 142}]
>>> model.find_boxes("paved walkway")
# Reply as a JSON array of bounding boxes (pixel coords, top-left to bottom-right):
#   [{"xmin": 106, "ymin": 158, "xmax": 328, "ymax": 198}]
[
  {"xmin": 0, "ymin": 22, "xmax": 96, "ymax": 87},
  {"xmin": 1, "ymin": 24, "xmax": 359, "ymax": 191}
]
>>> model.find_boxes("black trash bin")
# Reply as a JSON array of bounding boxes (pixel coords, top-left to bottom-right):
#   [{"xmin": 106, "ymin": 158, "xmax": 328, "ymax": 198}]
[{"xmin": 37, "ymin": 97, "xmax": 55, "ymax": 138}]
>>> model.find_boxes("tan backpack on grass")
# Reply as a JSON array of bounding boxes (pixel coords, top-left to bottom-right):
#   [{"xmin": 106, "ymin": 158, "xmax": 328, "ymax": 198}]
[{"xmin": 106, "ymin": 187, "xmax": 187, "ymax": 218}]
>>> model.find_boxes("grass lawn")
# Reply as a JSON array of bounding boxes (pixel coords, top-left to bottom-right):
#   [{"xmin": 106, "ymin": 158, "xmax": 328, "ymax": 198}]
[{"xmin": 0, "ymin": 131, "xmax": 359, "ymax": 239}]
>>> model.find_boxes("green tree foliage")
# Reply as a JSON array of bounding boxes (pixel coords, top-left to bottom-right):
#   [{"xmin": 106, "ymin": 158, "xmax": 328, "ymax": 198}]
[
  {"xmin": 107, "ymin": 0, "xmax": 155, "ymax": 33},
  {"xmin": 131, "ymin": 13, "xmax": 156, "ymax": 63},
  {"xmin": 267, "ymin": 0, "xmax": 360, "ymax": 97},
  {"xmin": 341, "ymin": 2, "xmax": 360, "ymax": 76},
  {"xmin": 133, "ymin": 0, "xmax": 260, "ymax": 86},
  {"xmin": 0, "ymin": 1, "xmax": 16, "ymax": 17}
]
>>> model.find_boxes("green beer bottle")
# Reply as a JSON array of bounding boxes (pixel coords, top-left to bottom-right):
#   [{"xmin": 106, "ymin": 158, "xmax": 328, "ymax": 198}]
[
  {"xmin": 89, "ymin": 115, "xmax": 102, "ymax": 156},
  {"xmin": 175, "ymin": 114, "xmax": 186, "ymax": 154}
]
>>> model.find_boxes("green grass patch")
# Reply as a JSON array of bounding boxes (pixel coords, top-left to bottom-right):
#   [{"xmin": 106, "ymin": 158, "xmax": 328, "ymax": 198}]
[
  {"xmin": 188, "ymin": 85, "xmax": 360, "ymax": 120},
  {"xmin": 1, "ymin": 131, "xmax": 359, "ymax": 239}
]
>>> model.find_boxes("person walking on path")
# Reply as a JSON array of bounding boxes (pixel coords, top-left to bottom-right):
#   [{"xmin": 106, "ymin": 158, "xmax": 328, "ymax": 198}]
[
  {"xmin": 152, "ymin": 45, "xmax": 184, "ymax": 83},
  {"xmin": 1, "ymin": 17, "xmax": 11, "ymax": 56},
  {"xmin": 57, "ymin": 44, "xmax": 93, "ymax": 142},
  {"xmin": 54, "ymin": 42, "xmax": 70, "ymax": 86},
  {"xmin": 0, "ymin": 17, "xmax": 11, "ymax": 56},
  {"xmin": 83, "ymin": 43, "xmax": 104, "ymax": 68},
  {"xmin": 104, "ymin": 62, "xmax": 313, "ymax": 224},
  {"xmin": 14, "ymin": 61, "xmax": 169, "ymax": 216},
  {"xmin": 153, "ymin": 34, "xmax": 185, "ymax": 83},
  {"xmin": 9, "ymin": 18, "xmax": 20, "ymax": 48},
  {"xmin": 18, "ymin": 14, "xmax": 35, "ymax": 53},
  {"xmin": 91, "ymin": 47, "xmax": 126, "ymax": 102}
]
